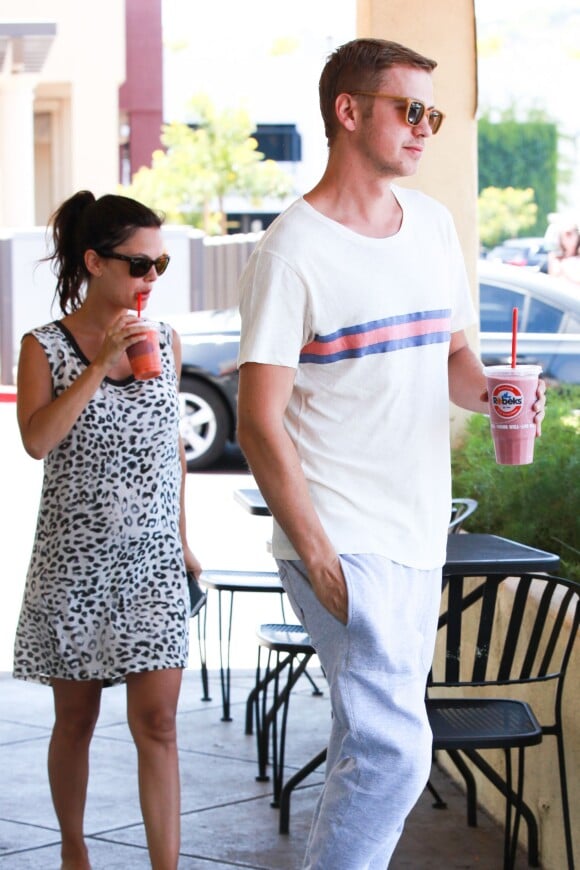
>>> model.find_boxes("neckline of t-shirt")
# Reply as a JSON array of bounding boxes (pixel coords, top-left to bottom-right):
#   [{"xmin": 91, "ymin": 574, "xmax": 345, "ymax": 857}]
[
  {"xmin": 298, "ymin": 188, "xmax": 408, "ymax": 245},
  {"xmin": 53, "ymin": 321, "xmax": 135, "ymax": 387}
]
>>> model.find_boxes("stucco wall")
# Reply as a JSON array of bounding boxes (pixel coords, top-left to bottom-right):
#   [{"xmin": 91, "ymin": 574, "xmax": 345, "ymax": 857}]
[
  {"xmin": 356, "ymin": 0, "xmax": 479, "ymax": 442},
  {"xmin": 0, "ymin": 0, "xmax": 125, "ymax": 221}
]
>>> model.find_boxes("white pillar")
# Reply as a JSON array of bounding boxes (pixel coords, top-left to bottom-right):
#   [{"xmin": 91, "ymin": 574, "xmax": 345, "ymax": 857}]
[{"xmin": 0, "ymin": 74, "xmax": 37, "ymax": 227}]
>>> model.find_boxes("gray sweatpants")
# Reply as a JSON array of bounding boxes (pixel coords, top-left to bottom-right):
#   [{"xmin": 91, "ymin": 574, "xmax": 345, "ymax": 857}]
[{"xmin": 277, "ymin": 554, "xmax": 442, "ymax": 870}]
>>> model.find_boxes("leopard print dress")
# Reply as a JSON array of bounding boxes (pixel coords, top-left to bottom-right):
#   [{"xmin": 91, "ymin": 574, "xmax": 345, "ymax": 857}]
[{"xmin": 13, "ymin": 320, "xmax": 189, "ymax": 686}]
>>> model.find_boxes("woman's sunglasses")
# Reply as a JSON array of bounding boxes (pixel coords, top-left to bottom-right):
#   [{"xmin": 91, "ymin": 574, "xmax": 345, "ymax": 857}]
[
  {"xmin": 95, "ymin": 250, "xmax": 171, "ymax": 277},
  {"xmin": 350, "ymin": 92, "xmax": 445, "ymax": 134}
]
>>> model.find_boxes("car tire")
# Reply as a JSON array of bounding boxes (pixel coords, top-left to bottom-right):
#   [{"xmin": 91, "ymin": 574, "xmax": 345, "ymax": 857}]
[{"xmin": 178, "ymin": 376, "xmax": 230, "ymax": 470}]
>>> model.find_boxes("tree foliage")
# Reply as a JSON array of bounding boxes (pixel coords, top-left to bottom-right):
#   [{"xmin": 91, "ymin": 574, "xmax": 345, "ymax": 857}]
[
  {"xmin": 478, "ymin": 186, "xmax": 538, "ymax": 248},
  {"xmin": 120, "ymin": 95, "xmax": 294, "ymax": 234},
  {"xmin": 478, "ymin": 116, "xmax": 558, "ymax": 235}
]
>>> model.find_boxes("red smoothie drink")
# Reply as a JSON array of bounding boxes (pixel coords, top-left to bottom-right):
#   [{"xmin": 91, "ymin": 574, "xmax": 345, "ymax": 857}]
[
  {"xmin": 483, "ymin": 365, "xmax": 542, "ymax": 465},
  {"xmin": 127, "ymin": 321, "xmax": 162, "ymax": 380}
]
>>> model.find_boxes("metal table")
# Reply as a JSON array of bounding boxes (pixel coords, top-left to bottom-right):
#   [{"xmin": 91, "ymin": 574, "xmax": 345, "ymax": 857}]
[
  {"xmin": 198, "ymin": 569, "xmax": 284, "ymax": 721},
  {"xmin": 234, "ymin": 487, "xmax": 271, "ymax": 516},
  {"xmin": 444, "ymin": 533, "xmax": 559, "ymax": 576}
]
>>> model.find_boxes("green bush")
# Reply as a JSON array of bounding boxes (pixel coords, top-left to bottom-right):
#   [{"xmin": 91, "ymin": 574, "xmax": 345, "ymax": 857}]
[
  {"xmin": 452, "ymin": 384, "xmax": 580, "ymax": 580},
  {"xmin": 478, "ymin": 117, "xmax": 558, "ymax": 236}
]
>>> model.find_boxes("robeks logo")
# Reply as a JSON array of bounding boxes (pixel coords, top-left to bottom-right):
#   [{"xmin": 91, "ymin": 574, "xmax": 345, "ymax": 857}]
[{"xmin": 492, "ymin": 383, "xmax": 523, "ymax": 419}]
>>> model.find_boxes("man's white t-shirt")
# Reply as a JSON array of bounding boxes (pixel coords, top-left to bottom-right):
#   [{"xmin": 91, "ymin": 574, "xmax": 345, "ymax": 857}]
[{"xmin": 238, "ymin": 187, "xmax": 476, "ymax": 570}]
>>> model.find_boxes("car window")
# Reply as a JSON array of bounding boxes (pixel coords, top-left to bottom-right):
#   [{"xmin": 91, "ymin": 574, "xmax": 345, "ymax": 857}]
[
  {"xmin": 479, "ymin": 283, "xmax": 526, "ymax": 331},
  {"xmin": 526, "ymin": 298, "xmax": 564, "ymax": 333}
]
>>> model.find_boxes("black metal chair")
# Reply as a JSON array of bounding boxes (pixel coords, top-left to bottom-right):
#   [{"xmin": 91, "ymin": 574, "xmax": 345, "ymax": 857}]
[
  {"xmin": 448, "ymin": 497, "xmax": 479, "ymax": 533},
  {"xmin": 428, "ymin": 571, "xmax": 579, "ymax": 870},
  {"xmin": 250, "ymin": 623, "xmax": 322, "ymax": 807}
]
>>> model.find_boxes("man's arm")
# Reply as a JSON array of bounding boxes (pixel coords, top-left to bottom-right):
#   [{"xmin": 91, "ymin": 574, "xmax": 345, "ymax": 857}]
[
  {"xmin": 448, "ymin": 330, "xmax": 488, "ymax": 413},
  {"xmin": 237, "ymin": 362, "xmax": 348, "ymax": 623}
]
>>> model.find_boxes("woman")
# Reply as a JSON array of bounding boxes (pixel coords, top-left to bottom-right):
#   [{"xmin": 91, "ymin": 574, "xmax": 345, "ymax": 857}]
[
  {"xmin": 13, "ymin": 190, "xmax": 201, "ymax": 870},
  {"xmin": 547, "ymin": 220, "xmax": 580, "ymax": 285}
]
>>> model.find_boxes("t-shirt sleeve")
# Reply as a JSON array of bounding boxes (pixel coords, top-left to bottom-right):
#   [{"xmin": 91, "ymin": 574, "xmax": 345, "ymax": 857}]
[
  {"xmin": 446, "ymin": 214, "xmax": 477, "ymax": 333},
  {"xmin": 238, "ymin": 248, "xmax": 312, "ymax": 369}
]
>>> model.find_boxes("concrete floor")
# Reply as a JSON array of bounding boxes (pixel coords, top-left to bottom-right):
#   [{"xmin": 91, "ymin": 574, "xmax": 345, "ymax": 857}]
[{"xmin": 0, "ymin": 666, "xmax": 531, "ymax": 869}]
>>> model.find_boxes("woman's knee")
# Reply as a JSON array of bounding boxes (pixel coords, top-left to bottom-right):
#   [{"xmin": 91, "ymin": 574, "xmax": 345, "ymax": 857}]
[
  {"xmin": 129, "ymin": 704, "xmax": 178, "ymax": 746},
  {"xmin": 52, "ymin": 682, "xmax": 101, "ymax": 741},
  {"xmin": 126, "ymin": 669, "xmax": 181, "ymax": 746}
]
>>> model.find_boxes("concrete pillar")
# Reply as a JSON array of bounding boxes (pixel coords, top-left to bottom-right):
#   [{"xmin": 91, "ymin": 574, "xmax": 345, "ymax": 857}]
[
  {"xmin": 357, "ymin": 0, "xmax": 478, "ymax": 267},
  {"xmin": 356, "ymin": 0, "xmax": 479, "ymax": 441},
  {"xmin": 0, "ymin": 74, "xmax": 37, "ymax": 226}
]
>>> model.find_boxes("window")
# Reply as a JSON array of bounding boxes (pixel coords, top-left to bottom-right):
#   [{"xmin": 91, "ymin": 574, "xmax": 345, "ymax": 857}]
[
  {"xmin": 253, "ymin": 124, "xmax": 302, "ymax": 162},
  {"xmin": 479, "ymin": 283, "xmax": 525, "ymax": 332},
  {"xmin": 526, "ymin": 298, "xmax": 563, "ymax": 333}
]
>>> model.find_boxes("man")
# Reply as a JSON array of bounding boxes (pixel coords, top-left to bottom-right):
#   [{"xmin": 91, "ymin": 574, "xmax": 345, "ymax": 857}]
[{"xmin": 236, "ymin": 38, "xmax": 545, "ymax": 869}]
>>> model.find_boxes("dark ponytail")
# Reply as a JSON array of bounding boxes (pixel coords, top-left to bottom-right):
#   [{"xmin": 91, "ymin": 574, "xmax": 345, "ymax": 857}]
[{"xmin": 46, "ymin": 191, "xmax": 164, "ymax": 315}]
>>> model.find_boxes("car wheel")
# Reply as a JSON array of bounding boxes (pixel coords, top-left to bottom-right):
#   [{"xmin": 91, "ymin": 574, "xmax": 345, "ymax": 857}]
[{"xmin": 178, "ymin": 377, "xmax": 230, "ymax": 470}]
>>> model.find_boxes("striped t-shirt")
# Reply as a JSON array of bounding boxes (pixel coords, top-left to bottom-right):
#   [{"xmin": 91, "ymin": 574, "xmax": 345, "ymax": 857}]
[{"xmin": 238, "ymin": 189, "xmax": 475, "ymax": 569}]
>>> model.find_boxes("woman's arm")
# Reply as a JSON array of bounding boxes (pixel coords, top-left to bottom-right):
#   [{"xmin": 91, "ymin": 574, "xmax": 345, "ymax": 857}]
[
  {"xmin": 17, "ymin": 315, "xmax": 150, "ymax": 460},
  {"xmin": 17, "ymin": 334, "xmax": 110, "ymax": 459}
]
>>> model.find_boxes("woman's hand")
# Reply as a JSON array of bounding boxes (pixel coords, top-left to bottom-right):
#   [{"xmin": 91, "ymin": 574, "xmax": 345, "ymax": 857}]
[
  {"xmin": 94, "ymin": 314, "xmax": 150, "ymax": 371},
  {"xmin": 183, "ymin": 544, "xmax": 202, "ymax": 580}
]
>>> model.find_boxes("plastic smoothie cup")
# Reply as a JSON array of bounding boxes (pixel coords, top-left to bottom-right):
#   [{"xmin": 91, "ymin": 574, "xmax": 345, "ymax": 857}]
[
  {"xmin": 483, "ymin": 364, "xmax": 542, "ymax": 465},
  {"xmin": 126, "ymin": 320, "xmax": 162, "ymax": 380}
]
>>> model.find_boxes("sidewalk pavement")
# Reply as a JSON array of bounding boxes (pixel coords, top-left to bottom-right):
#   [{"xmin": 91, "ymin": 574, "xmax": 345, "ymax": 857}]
[
  {"xmin": 0, "ymin": 665, "xmax": 530, "ymax": 869},
  {"xmin": 0, "ymin": 393, "xmax": 528, "ymax": 867}
]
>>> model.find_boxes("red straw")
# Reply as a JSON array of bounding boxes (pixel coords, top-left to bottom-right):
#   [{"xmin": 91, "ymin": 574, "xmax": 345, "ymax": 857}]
[
  {"xmin": 511, "ymin": 307, "xmax": 518, "ymax": 368},
  {"xmin": 137, "ymin": 292, "xmax": 142, "ymax": 317}
]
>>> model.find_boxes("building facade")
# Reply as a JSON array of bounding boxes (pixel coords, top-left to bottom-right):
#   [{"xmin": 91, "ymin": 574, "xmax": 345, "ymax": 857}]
[{"xmin": 0, "ymin": 0, "xmax": 163, "ymax": 227}]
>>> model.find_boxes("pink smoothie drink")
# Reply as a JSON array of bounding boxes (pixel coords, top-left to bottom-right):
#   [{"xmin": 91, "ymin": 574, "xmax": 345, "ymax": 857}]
[
  {"xmin": 126, "ymin": 321, "xmax": 162, "ymax": 380},
  {"xmin": 484, "ymin": 365, "xmax": 542, "ymax": 465}
]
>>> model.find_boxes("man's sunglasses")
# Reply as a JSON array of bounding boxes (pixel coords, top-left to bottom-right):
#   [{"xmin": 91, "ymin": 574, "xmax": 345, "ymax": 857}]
[
  {"xmin": 350, "ymin": 92, "xmax": 445, "ymax": 134},
  {"xmin": 95, "ymin": 250, "xmax": 171, "ymax": 277}
]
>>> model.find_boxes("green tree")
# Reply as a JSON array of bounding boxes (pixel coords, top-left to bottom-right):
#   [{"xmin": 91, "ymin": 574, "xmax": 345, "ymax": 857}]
[
  {"xmin": 478, "ymin": 114, "xmax": 558, "ymax": 235},
  {"xmin": 478, "ymin": 186, "xmax": 538, "ymax": 248},
  {"xmin": 120, "ymin": 95, "xmax": 294, "ymax": 234}
]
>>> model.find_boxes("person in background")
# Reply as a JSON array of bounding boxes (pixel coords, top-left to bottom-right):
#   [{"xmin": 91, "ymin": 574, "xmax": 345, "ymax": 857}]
[
  {"xmin": 13, "ymin": 191, "xmax": 201, "ymax": 870},
  {"xmin": 547, "ymin": 219, "xmax": 580, "ymax": 285},
  {"xmin": 236, "ymin": 38, "xmax": 546, "ymax": 869}
]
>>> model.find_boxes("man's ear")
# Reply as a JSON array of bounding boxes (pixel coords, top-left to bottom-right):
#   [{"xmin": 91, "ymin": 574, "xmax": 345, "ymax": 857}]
[
  {"xmin": 84, "ymin": 249, "xmax": 103, "ymax": 277},
  {"xmin": 335, "ymin": 93, "xmax": 359, "ymax": 132}
]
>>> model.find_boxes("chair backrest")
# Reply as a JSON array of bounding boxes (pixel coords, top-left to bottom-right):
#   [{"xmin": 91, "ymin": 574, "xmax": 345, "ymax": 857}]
[
  {"xmin": 448, "ymin": 498, "xmax": 479, "ymax": 534},
  {"xmin": 430, "ymin": 572, "xmax": 580, "ymax": 696}
]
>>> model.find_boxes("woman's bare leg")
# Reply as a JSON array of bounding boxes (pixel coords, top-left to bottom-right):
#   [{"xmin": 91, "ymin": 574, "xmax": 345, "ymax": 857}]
[
  {"xmin": 49, "ymin": 679, "xmax": 102, "ymax": 870},
  {"xmin": 126, "ymin": 669, "xmax": 183, "ymax": 870}
]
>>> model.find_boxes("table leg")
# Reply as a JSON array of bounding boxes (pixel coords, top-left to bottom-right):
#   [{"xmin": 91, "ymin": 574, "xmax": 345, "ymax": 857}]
[
  {"xmin": 197, "ymin": 598, "xmax": 211, "ymax": 702},
  {"xmin": 217, "ymin": 590, "xmax": 235, "ymax": 722}
]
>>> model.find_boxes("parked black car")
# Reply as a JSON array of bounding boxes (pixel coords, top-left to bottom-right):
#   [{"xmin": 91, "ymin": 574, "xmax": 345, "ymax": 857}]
[
  {"xmin": 165, "ymin": 308, "xmax": 240, "ymax": 469},
  {"xmin": 167, "ymin": 261, "xmax": 580, "ymax": 469}
]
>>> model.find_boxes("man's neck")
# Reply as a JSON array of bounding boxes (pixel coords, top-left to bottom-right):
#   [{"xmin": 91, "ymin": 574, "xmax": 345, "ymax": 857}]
[{"xmin": 304, "ymin": 170, "xmax": 403, "ymax": 239}]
